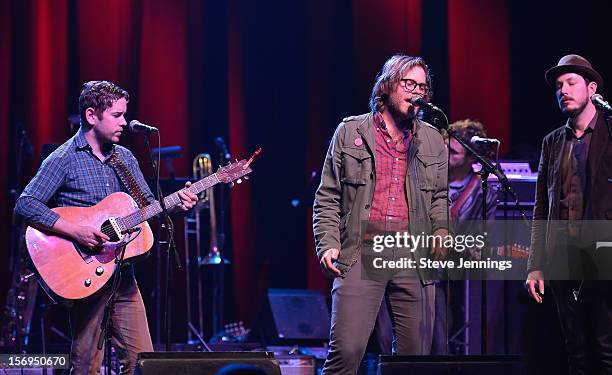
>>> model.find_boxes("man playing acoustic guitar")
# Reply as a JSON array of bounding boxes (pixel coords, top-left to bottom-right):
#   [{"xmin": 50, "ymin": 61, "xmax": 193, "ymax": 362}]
[{"xmin": 15, "ymin": 81, "xmax": 197, "ymax": 374}]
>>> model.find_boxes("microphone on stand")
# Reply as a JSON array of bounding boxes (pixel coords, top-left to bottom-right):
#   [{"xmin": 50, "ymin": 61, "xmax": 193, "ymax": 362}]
[
  {"xmin": 591, "ymin": 94, "xmax": 612, "ymax": 113},
  {"xmin": 409, "ymin": 96, "xmax": 448, "ymax": 130},
  {"xmin": 471, "ymin": 136, "xmax": 500, "ymax": 145},
  {"xmin": 409, "ymin": 96, "xmax": 443, "ymax": 112},
  {"xmin": 129, "ymin": 120, "xmax": 158, "ymax": 133}
]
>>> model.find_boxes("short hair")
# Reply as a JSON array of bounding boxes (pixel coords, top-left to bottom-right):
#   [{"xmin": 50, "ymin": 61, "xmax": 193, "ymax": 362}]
[
  {"xmin": 79, "ymin": 80, "xmax": 129, "ymax": 127},
  {"xmin": 369, "ymin": 54, "xmax": 433, "ymax": 112},
  {"xmin": 443, "ymin": 119, "xmax": 494, "ymax": 159}
]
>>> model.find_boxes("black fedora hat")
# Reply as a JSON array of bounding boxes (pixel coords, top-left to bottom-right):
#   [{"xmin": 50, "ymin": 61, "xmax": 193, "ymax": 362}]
[{"xmin": 545, "ymin": 54, "xmax": 604, "ymax": 89}]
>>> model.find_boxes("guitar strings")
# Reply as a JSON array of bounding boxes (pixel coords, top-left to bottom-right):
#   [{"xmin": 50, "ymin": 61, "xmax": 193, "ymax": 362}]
[
  {"xmin": 100, "ymin": 222, "xmax": 140, "ymax": 238},
  {"xmin": 99, "ymin": 207, "xmax": 150, "ymax": 239},
  {"xmin": 100, "ymin": 224, "xmax": 116, "ymax": 238}
]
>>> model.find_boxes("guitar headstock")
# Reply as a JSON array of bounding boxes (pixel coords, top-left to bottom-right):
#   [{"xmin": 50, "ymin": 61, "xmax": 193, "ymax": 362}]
[
  {"xmin": 216, "ymin": 160, "xmax": 252, "ymax": 184},
  {"xmin": 216, "ymin": 149, "xmax": 261, "ymax": 185}
]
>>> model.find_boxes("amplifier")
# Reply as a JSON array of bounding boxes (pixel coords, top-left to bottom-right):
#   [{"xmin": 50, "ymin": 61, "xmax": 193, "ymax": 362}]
[{"xmin": 276, "ymin": 355, "xmax": 316, "ymax": 375}]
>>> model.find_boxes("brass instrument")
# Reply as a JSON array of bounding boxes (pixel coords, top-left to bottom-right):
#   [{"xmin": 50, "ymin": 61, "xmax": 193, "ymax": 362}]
[
  {"xmin": 193, "ymin": 155, "xmax": 217, "ymax": 265},
  {"xmin": 193, "ymin": 153, "xmax": 213, "ymax": 204},
  {"xmin": 184, "ymin": 153, "xmax": 230, "ymax": 342},
  {"xmin": 192, "ymin": 153, "xmax": 229, "ymax": 265},
  {"xmin": 184, "ymin": 153, "xmax": 210, "ymax": 341}
]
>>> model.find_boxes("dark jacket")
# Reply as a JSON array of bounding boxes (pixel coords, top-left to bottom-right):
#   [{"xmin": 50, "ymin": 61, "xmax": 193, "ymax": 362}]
[
  {"xmin": 313, "ymin": 112, "xmax": 449, "ymax": 276},
  {"xmin": 528, "ymin": 110, "xmax": 612, "ymax": 273}
]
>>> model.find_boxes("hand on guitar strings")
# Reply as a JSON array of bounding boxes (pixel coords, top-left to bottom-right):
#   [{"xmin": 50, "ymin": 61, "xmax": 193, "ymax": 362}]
[
  {"xmin": 73, "ymin": 224, "xmax": 110, "ymax": 250},
  {"xmin": 176, "ymin": 181, "xmax": 198, "ymax": 212}
]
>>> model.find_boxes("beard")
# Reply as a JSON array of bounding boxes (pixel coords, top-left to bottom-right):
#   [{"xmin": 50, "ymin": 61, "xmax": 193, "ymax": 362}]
[
  {"xmin": 560, "ymin": 97, "xmax": 588, "ymax": 118},
  {"xmin": 385, "ymin": 97, "xmax": 416, "ymax": 126}
]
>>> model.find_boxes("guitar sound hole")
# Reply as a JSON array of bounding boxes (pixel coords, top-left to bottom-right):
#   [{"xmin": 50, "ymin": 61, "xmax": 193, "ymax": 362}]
[
  {"xmin": 101, "ymin": 219, "xmax": 120, "ymax": 242},
  {"xmin": 73, "ymin": 243, "xmax": 94, "ymax": 263}
]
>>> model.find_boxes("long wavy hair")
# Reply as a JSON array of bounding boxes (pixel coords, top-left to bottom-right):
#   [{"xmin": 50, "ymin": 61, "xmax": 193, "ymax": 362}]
[{"xmin": 369, "ymin": 54, "xmax": 433, "ymax": 113}]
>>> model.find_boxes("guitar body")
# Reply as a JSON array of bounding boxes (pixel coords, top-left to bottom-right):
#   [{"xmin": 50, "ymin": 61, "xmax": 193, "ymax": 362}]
[{"xmin": 25, "ymin": 192, "xmax": 154, "ymax": 300}]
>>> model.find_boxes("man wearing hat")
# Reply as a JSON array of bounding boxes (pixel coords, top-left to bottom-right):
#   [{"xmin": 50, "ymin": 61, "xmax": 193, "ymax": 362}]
[{"xmin": 526, "ymin": 54, "xmax": 612, "ymax": 374}]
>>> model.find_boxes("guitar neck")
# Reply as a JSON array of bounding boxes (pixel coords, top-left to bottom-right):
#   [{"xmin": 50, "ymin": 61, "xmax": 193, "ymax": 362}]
[{"xmin": 122, "ymin": 173, "xmax": 221, "ymax": 228}]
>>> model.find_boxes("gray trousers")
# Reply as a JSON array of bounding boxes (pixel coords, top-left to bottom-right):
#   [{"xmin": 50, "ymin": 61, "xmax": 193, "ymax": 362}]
[
  {"xmin": 321, "ymin": 261, "xmax": 435, "ymax": 375},
  {"xmin": 68, "ymin": 273, "xmax": 153, "ymax": 375}
]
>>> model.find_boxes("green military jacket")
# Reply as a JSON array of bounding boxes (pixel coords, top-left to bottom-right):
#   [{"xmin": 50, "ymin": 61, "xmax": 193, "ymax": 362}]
[{"xmin": 313, "ymin": 112, "xmax": 449, "ymax": 277}]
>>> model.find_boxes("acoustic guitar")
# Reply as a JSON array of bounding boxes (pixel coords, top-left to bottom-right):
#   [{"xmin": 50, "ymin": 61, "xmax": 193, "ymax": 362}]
[{"xmin": 25, "ymin": 153, "xmax": 258, "ymax": 300}]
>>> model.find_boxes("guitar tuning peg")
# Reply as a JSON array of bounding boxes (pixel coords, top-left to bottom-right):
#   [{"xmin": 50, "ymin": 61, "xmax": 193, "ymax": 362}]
[
  {"xmin": 244, "ymin": 176, "xmax": 249, "ymax": 180},
  {"xmin": 237, "ymin": 178, "xmax": 242, "ymax": 184},
  {"xmin": 235, "ymin": 159, "xmax": 239, "ymax": 163},
  {"xmin": 230, "ymin": 182, "xmax": 235, "ymax": 187},
  {"xmin": 227, "ymin": 161, "xmax": 232, "ymax": 166}
]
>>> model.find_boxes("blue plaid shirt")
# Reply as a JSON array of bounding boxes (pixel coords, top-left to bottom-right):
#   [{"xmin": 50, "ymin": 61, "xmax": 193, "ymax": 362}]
[{"xmin": 15, "ymin": 129, "xmax": 154, "ymax": 228}]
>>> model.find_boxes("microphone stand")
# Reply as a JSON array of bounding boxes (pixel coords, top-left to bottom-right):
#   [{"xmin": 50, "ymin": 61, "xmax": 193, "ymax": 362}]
[
  {"xmin": 446, "ymin": 130, "xmax": 492, "ymax": 354},
  {"xmin": 144, "ymin": 132, "xmax": 182, "ymax": 352},
  {"xmin": 214, "ymin": 144, "xmax": 229, "ymax": 337},
  {"xmin": 425, "ymin": 104, "xmax": 530, "ymax": 355},
  {"xmin": 447, "ymin": 131, "xmax": 530, "ymax": 354},
  {"xmin": 97, "ymin": 244, "xmax": 128, "ymax": 375}
]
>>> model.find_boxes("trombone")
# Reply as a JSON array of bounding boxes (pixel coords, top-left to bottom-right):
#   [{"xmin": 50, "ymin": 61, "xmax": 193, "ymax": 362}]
[{"xmin": 184, "ymin": 153, "xmax": 229, "ymax": 342}]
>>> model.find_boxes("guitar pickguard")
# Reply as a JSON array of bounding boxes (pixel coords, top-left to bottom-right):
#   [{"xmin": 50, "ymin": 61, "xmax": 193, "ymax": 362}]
[{"xmin": 72, "ymin": 239, "xmax": 129, "ymax": 265}]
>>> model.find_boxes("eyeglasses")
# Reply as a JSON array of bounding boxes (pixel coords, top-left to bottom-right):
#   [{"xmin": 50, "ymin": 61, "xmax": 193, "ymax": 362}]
[{"xmin": 400, "ymin": 78, "xmax": 428, "ymax": 94}]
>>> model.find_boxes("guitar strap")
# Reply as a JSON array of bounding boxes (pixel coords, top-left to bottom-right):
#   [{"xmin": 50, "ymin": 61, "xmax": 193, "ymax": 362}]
[{"xmin": 108, "ymin": 152, "xmax": 149, "ymax": 209}]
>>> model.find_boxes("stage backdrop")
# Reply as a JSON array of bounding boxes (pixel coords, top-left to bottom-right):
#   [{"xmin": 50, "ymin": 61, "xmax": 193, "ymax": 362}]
[{"xmin": 1, "ymin": 0, "xmax": 610, "ymax": 344}]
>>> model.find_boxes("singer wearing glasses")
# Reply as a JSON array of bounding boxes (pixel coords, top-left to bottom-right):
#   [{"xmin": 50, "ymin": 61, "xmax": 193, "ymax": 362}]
[
  {"xmin": 526, "ymin": 55, "xmax": 612, "ymax": 375},
  {"xmin": 313, "ymin": 54, "xmax": 449, "ymax": 374}
]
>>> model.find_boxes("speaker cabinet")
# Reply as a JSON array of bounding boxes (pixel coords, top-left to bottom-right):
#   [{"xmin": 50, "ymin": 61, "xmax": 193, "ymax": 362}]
[
  {"xmin": 135, "ymin": 352, "xmax": 282, "ymax": 375},
  {"xmin": 251, "ymin": 289, "xmax": 330, "ymax": 345},
  {"xmin": 377, "ymin": 355, "xmax": 524, "ymax": 375}
]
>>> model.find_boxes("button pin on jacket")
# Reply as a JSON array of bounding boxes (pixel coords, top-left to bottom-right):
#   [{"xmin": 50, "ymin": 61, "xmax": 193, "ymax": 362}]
[{"xmin": 354, "ymin": 138, "xmax": 363, "ymax": 147}]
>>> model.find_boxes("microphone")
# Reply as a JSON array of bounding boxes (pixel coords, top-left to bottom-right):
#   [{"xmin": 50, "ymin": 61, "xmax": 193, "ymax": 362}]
[
  {"xmin": 215, "ymin": 136, "xmax": 231, "ymax": 160},
  {"xmin": 591, "ymin": 94, "xmax": 612, "ymax": 113},
  {"xmin": 409, "ymin": 96, "xmax": 442, "ymax": 112},
  {"xmin": 471, "ymin": 136, "xmax": 500, "ymax": 145},
  {"xmin": 129, "ymin": 120, "xmax": 158, "ymax": 133}
]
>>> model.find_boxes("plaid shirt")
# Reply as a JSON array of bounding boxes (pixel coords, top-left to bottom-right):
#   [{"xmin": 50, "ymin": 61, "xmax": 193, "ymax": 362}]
[
  {"xmin": 369, "ymin": 112, "xmax": 411, "ymax": 226},
  {"xmin": 15, "ymin": 129, "xmax": 154, "ymax": 228}
]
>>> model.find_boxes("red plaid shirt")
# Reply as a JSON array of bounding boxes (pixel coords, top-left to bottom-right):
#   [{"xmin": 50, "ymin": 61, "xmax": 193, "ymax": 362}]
[{"xmin": 369, "ymin": 112, "xmax": 411, "ymax": 227}]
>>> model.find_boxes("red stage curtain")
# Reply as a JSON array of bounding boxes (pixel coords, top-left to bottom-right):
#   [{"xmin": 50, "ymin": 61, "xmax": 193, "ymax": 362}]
[
  {"xmin": 25, "ymin": 0, "xmax": 70, "ymax": 167},
  {"xmin": 137, "ymin": 0, "xmax": 190, "ymax": 177},
  {"xmin": 448, "ymin": 0, "xmax": 510, "ymax": 152},
  {"xmin": 228, "ymin": 0, "xmax": 261, "ymax": 323},
  {"xmin": 1, "ymin": 0, "xmax": 512, "ymax": 331},
  {"xmin": 0, "ymin": 0, "xmax": 13, "ymax": 302}
]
